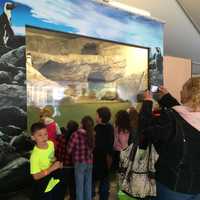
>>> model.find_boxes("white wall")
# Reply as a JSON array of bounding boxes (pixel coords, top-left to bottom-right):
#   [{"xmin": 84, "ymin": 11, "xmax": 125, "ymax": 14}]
[
  {"xmin": 163, "ymin": 56, "xmax": 191, "ymax": 101},
  {"xmin": 117, "ymin": 0, "xmax": 200, "ymax": 63}
]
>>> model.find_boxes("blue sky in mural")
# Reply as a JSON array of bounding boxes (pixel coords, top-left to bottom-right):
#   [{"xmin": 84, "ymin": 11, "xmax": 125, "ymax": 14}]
[{"xmin": 0, "ymin": 0, "xmax": 163, "ymax": 52}]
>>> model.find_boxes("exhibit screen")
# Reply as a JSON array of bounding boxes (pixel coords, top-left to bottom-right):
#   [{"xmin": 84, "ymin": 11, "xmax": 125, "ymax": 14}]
[{"xmin": 26, "ymin": 26, "xmax": 148, "ymax": 126}]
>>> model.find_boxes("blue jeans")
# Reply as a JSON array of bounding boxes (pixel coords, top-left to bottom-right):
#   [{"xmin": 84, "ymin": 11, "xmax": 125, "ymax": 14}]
[
  {"xmin": 93, "ymin": 177, "xmax": 110, "ymax": 200},
  {"xmin": 75, "ymin": 163, "xmax": 92, "ymax": 200},
  {"xmin": 153, "ymin": 182, "xmax": 200, "ymax": 200}
]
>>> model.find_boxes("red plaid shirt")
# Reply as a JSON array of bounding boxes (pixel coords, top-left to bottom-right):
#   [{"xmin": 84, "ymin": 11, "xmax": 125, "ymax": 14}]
[
  {"xmin": 56, "ymin": 134, "xmax": 73, "ymax": 166},
  {"xmin": 67, "ymin": 129, "xmax": 93, "ymax": 164}
]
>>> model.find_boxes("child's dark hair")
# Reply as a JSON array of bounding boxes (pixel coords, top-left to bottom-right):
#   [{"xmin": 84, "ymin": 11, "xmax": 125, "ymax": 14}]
[
  {"xmin": 81, "ymin": 116, "xmax": 94, "ymax": 149},
  {"xmin": 31, "ymin": 122, "xmax": 46, "ymax": 135},
  {"xmin": 65, "ymin": 120, "xmax": 79, "ymax": 141},
  {"xmin": 128, "ymin": 107, "xmax": 139, "ymax": 131},
  {"xmin": 115, "ymin": 110, "xmax": 130, "ymax": 132},
  {"xmin": 60, "ymin": 127, "xmax": 66, "ymax": 135},
  {"xmin": 97, "ymin": 107, "xmax": 111, "ymax": 123}
]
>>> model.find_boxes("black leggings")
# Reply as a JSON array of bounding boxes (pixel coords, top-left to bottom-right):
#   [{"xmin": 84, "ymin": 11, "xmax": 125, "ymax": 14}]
[
  {"xmin": 32, "ymin": 169, "xmax": 66, "ymax": 200},
  {"xmin": 63, "ymin": 167, "xmax": 75, "ymax": 200},
  {"xmin": 112, "ymin": 151, "xmax": 120, "ymax": 171}
]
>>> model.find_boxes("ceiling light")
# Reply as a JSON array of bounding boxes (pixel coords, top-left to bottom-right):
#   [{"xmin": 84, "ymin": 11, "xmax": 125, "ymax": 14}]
[{"xmin": 100, "ymin": 0, "xmax": 151, "ymax": 17}]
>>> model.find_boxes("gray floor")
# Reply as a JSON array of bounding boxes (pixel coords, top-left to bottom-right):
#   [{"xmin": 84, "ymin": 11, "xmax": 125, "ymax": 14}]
[{"xmin": 65, "ymin": 181, "xmax": 118, "ymax": 200}]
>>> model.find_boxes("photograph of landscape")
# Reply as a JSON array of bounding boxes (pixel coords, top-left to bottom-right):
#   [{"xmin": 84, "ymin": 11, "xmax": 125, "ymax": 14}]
[{"xmin": 26, "ymin": 27, "xmax": 148, "ymax": 127}]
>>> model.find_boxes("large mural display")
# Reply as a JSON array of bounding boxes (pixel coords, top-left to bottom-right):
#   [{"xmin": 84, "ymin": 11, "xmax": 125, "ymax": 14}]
[
  {"xmin": 27, "ymin": 26, "xmax": 148, "ymax": 127},
  {"xmin": 0, "ymin": 0, "xmax": 164, "ymax": 199}
]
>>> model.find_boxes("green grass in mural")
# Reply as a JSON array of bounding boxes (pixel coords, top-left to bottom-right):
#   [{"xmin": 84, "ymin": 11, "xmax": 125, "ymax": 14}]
[{"xmin": 27, "ymin": 101, "xmax": 131, "ymax": 132}]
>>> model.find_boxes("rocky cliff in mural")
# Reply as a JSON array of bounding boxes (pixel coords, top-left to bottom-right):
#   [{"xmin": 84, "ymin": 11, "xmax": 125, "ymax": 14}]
[
  {"xmin": 0, "ymin": 23, "xmax": 33, "ymax": 200},
  {"xmin": 39, "ymin": 55, "xmax": 125, "ymax": 82}
]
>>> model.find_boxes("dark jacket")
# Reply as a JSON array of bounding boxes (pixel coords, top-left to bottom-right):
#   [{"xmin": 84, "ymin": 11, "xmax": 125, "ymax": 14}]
[
  {"xmin": 93, "ymin": 123, "xmax": 114, "ymax": 180},
  {"xmin": 139, "ymin": 93, "xmax": 200, "ymax": 194}
]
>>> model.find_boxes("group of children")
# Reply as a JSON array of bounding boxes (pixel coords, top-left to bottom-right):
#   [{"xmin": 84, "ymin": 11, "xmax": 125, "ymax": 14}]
[{"xmin": 30, "ymin": 106, "xmax": 138, "ymax": 200}]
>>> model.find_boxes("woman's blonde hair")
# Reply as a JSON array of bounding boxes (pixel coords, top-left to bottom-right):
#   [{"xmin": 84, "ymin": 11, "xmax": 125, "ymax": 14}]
[
  {"xmin": 183, "ymin": 77, "xmax": 200, "ymax": 111},
  {"xmin": 40, "ymin": 105, "xmax": 54, "ymax": 118}
]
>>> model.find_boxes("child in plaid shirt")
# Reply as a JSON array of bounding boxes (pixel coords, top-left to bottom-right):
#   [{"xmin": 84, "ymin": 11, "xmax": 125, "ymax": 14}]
[
  {"xmin": 56, "ymin": 120, "xmax": 79, "ymax": 200},
  {"xmin": 67, "ymin": 116, "xmax": 94, "ymax": 200}
]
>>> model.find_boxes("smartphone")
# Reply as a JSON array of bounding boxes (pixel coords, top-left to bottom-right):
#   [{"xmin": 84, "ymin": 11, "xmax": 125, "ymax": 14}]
[{"xmin": 150, "ymin": 85, "xmax": 159, "ymax": 93}]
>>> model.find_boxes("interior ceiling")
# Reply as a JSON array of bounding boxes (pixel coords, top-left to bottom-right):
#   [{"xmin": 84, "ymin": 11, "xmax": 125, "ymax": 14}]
[
  {"xmin": 176, "ymin": 0, "xmax": 200, "ymax": 34},
  {"xmin": 116, "ymin": 0, "xmax": 200, "ymax": 64}
]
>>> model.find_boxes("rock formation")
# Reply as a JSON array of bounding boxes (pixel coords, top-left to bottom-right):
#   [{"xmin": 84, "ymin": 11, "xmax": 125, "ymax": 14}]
[
  {"xmin": 39, "ymin": 54, "xmax": 125, "ymax": 82},
  {"xmin": 0, "ymin": 39, "xmax": 33, "ymax": 199}
]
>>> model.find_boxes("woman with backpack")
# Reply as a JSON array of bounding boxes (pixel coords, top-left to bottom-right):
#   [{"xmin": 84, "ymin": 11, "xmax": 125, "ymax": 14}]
[{"xmin": 139, "ymin": 77, "xmax": 200, "ymax": 200}]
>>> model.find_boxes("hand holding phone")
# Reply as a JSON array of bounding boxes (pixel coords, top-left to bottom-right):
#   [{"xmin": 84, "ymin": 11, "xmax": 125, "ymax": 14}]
[
  {"xmin": 144, "ymin": 90, "xmax": 153, "ymax": 100},
  {"xmin": 150, "ymin": 85, "xmax": 159, "ymax": 93},
  {"xmin": 159, "ymin": 86, "xmax": 168, "ymax": 95}
]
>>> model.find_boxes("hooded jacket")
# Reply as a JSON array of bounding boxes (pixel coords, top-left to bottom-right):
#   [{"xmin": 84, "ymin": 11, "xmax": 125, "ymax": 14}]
[{"xmin": 139, "ymin": 93, "xmax": 200, "ymax": 194}]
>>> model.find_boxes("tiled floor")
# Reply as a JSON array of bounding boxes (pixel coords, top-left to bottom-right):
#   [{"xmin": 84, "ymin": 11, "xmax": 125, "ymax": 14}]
[
  {"xmin": 65, "ymin": 181, "xmax": 118, "ymax": 200},
  {"xmin": 94, "ymin": 181, "xmax": 118, "ymax": 200}
]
